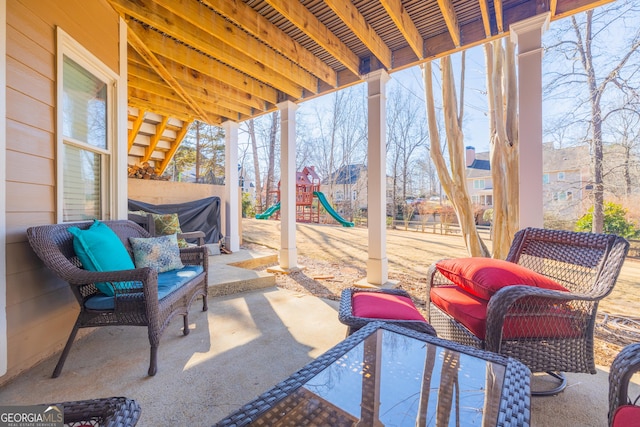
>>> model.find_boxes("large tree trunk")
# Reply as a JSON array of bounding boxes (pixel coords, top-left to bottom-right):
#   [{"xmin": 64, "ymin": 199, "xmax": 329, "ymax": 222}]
[
  {"xmin": 423, "ymin": 58, "xmax": 490, "ymax": 257},
  {"xmin": 485, "ymin": 39, "xmax": 519, "ymax": 259}
]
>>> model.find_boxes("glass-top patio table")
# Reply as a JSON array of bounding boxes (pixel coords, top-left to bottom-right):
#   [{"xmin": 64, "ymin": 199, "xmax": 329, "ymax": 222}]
[{"xmin": 214, "ymin": 322, "xmax": 531, "ymax": 427}]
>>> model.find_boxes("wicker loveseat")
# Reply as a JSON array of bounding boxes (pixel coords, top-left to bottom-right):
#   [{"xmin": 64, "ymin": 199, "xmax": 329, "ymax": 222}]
[
  {"xmin": 427, "ymin": 227, "xmax": 629, "ymax": 395},
  {"xmin": 27, "ymin": 220, "xmax": 208, "ymax": 377},
  {"xmin": 44, "ymin": 397, "xmax": 141, "ymax": 427}
]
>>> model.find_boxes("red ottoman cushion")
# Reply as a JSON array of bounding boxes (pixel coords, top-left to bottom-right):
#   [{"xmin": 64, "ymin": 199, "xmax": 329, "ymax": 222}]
[
  {"xmin": 436, "ymin": 257, "xmax": 569, "ymax": 301},
  {"xmin": 352, "ymin": 292, "xmax": 426, "ymax": 322},
  {"xmin": 430, "ymin": 285, "xmax": 580, "ymax": 340},
  {"xmin": 612, "ymin": 405, "xmax": 640, "ymax": 427}
]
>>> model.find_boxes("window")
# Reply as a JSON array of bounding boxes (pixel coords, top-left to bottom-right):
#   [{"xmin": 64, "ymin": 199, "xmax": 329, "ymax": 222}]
[
  {"xmin": 543, "ymin": 174, "xmax": 549, "ymax": 184},
  {"xmin": 567, "ymin": 191, "xmax": 573, "ymax": 201},
  {"xmin": 557, "ymin": 172, "xmax": 565, "ymax": 181},
  {"xmin": 558, "ymin": 191, "xmax": 567, "ymax": 201},
  {"xmin": 352, "ymin": 190, "xmax": 357, "ymax": 201},
  {"xmin": 336, "ymin": 190, "xmax": 344, "ymax": 201},
  {"xmin": 57, "ymin": 29, "xmax": 118, "ymax": 222},
  {"xmin": 473, "ymin": 180, "xmax": 485, "ymax": 189}
]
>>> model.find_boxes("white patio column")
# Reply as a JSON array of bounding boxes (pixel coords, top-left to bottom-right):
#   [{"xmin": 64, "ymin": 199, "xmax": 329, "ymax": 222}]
[
  {"xmin": 277, "ymin": 101, "xmax": 298, "ymax": 270},
  {"xmin": 223, "ymin": 121, "xmax": 240, "ymax": 252},
  {"xmin": 360, "ymin": 69, "xmax": 390, "ymax": 287},
  {"xmin": 511, "ymin": 13, "xmax": 549, "ymax": 229}
]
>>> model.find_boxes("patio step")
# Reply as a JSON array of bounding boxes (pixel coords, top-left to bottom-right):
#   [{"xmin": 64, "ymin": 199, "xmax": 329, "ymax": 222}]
[{"xmin": 207, "ymin": 248, "xmax": 277, "ymax": 297}]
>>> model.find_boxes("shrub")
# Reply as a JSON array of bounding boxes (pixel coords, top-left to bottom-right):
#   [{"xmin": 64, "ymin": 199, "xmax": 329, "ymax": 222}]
[
  {"xmin": 575, "ymin": 202, "xmax": 639, "ymax": 238},
  {"xmin": 242, "ymin": 192, "xmax": 255, "ymax": 218}
]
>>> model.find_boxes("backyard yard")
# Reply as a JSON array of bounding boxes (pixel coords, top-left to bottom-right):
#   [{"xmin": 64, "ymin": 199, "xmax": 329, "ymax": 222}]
[{"xmin": 242, "ymin": 218, "xmax": 640, "ymax": 365}]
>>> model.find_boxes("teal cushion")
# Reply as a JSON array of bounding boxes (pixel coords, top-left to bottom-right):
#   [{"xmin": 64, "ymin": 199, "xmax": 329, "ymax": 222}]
[
  {"xmin": 84, "ymin": 265, "xmax": 204, "ymax": 310},
  {"xmin": 129, "ymin": 234, "xmax": 184, "ymax": 273},
  {"xmin": 68, "ymin": 220, "xmax": 135, "ymax": 296}
]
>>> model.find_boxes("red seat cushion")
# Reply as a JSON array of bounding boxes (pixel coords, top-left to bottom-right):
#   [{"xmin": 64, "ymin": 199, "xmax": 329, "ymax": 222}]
[
  {"xmin": 352, "ymin": 292, "xmax": 426, "ymax": 322},
  {"xmin": 430, "ymin": 285, "xmax": 580, "ymax": 340},
  {"xmin": 612, "ymin": 405, "xmax": 640, "ymax": 427},
  {"xmin": 435, "ymin": 258, "xmax": 569, "ymax": 301}
]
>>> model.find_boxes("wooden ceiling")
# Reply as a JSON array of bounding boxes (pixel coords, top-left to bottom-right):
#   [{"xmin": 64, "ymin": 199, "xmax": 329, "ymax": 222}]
[{"xmin": 109, "ymin": 0, "xmax": 614, "ymax": 126}]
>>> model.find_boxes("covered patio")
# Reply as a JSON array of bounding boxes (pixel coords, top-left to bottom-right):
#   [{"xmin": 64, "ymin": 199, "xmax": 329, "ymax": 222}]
[
  {"xmin": 112, "ymin": 0, "xmax": 614, "ymax": 286},
  {"xmin": 2, "ymin": 0, "xmax": 636, "ymax": 425}
]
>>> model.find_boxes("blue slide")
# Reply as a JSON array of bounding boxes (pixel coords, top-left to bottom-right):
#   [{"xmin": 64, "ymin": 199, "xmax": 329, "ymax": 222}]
[{"xmin": 314, "ymin": 192, "xmax": 354, "ymax": 227}]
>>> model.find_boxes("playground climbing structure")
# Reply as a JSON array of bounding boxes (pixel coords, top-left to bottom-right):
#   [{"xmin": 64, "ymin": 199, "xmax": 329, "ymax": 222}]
[{"xmin": 257, "ymin": 166, "xmax": 354, "ymax": 227}]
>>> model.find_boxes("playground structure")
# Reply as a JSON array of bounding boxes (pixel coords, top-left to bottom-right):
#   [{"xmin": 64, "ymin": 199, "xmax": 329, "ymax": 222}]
[{"xmin": 256, "ymin": 166, "xmax": 354, "ymax": 227}]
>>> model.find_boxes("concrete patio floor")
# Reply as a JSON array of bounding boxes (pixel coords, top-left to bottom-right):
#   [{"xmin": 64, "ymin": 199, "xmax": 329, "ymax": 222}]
[{"xmin": 1, "ymin": 248, "xmax": 638, "ymax": 426}]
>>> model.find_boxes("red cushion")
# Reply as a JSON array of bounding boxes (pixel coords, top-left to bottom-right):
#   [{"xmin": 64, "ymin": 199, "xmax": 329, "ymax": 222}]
[
  {"xmin": 612, "ymin": 405, "xmax": 640, "ymax": 427},
  {"xmin": 430, "ymin": 285, "xmax": 580, "ymax": 340},
  {"xmin": 436, "ymin": 258, "xmax": 569, "ymax": 301},
  {"xmin": 352, "ymin": 292, "xmax": 426, "ymax": 322}
]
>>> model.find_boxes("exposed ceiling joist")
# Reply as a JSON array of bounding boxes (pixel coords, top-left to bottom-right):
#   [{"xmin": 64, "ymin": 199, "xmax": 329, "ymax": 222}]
[
  {"xmin": 126, "ymin": 26, "xmax": 212, "ymax": 123},
  {"xmin": 264, "ymin": 0, "xmax": 361, "ymax": 77},
  {"xmin": 127, "ymin": 61, "xmax": 253, "ymax": 117},
  {"xmin": 478, "ymin": 0, "xmax": 492, "ymax": 38},
  {"xmin": 128, "ymin": 20, "xmax": 279, "ymax": 105},
  {"xmin": 495, "ymin": 0, "xmax": 504, "ymax": 33},
  {"xmin": 201, "ymin": 0, "xmax": 337, "ymax": 87},
  {"xmin": 324, "ymin": 0, "xmax": 392, "ymax": 69},
  {"xmin": 379, "ymin": 0, "xmax": 424, "ymax": 60},
  {"xmin": 437, "ymin": 0, "xmax": 462, "ymax": 47},
  {"xmin": 111, "ymin": 0, "xmax": 316, "ymax": 97}
]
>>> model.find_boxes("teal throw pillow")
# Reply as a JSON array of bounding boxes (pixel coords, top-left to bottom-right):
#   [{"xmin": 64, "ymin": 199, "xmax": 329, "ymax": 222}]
[
  {"xmin": 68, "ymin": 220, "xmax": 136, "ymax": 296},
  {"xmin": 129, "ymin": 234, "xmax": 184, "ymax": 273}
]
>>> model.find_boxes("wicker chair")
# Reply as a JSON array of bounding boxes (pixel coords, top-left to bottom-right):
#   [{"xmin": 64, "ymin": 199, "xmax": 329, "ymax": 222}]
[
  {"xmin": 608, "ymin": 342, "xmax": 640, "ymax": 426},
  {"xmin": 44, "ymin": 397, "xmax": 141, "ymax": 427},
  {"xmin": 427, "ymin": 227, "xmax": 629, "ymax": 395},
  {"xmin": 27, "ymin": 220, "xmax": 208, "ymax": 377}
]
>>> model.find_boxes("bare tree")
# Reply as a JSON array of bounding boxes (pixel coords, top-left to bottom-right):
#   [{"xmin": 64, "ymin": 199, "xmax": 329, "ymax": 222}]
[
  {"xmin": 387, "ymin": 85, "xmax": 428, "ymax": 224},
  {"xmin": 423, "ymin": 56, "xmax": 490, "ymax": 257},
  {"xmin": 245, "ymin": 119, "xmax": 263, "ymax": 211},
  {"xmin": 485, "ymin": 38, "xmax": 519, "ymax": 258},
  {"xmin": 544, "ymin": 0, "xmax": 640, "ymax": 232}
]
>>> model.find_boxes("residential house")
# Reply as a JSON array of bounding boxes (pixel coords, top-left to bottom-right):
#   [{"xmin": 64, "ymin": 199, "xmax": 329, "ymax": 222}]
[
  {"xmin": 465, "ymin": 144, "xmax": 591, "ymax": 223},
  {"xmin": 320, "ymin": 164, "xmax": 396, "ymax": 218}
]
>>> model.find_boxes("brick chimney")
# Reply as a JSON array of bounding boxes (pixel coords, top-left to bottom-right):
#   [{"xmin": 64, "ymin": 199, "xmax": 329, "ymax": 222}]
[{"xmin": 465, "ymin": 146, "xmax": 476, "ymax": 167}]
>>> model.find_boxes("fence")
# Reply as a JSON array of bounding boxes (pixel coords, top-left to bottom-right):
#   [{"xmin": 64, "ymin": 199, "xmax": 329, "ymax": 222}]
[{"xmin": 352, "ymin": 218, "xmax": 492, "ymax": 239}]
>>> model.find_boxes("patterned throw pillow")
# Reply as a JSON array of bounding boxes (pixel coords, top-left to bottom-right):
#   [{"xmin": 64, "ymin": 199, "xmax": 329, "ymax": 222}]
[
  {"xmin": 152, "ymin": 213, "xmax": 188, "ymax": 248},
  {"xmin": 129, "ymin": 234, "xmax": 184, "ymax": 273}
]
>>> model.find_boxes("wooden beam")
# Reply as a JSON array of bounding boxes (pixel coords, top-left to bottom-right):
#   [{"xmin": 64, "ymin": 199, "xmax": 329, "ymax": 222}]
[
  {"xmin": 128, "ymin": 88, "xmax": 226, "ymax": 125},
  {"xmin": 128, "ymin": 109, "xmax": 146, "ymax": 151},
  {"xmin": 324, "ymin": 0, "xmax": 392, "ymax": 69},
  {"xmin": 550, "ymin": 0, "xmax": 558, "ymax": 16},
  {"xmin": 126, "ymin": 26, "xmax": 213, "ymax": 124},
  {"xmin": 379, "ymin": 0, "xmax": 423, "ymax": 60},
  {"xmin": 158, "ymin": 121, "xmax": 193, "ymax": 175},
  {"xmin": 128, "ymin": 51, "xmax": 267, "ymax": 112},
  {"xmin": 143, "ymin": 116, "xmax": 169, "ymax": 162},
  {"xmin": 552, "ymin": 0, "xmax": 614, "ymax": 21},
  {"xmin": 111, "ymin": 0, "xmax": 312, "ymax": 97},
  {"xmin": 494, "ymin": 0, "xmax": 504, "ymax": 33},
  {"xmin": 478, "ymin": 0, "xmax": 492, "ymax": 38},
  {"xmin": 201, "ymin": 0, "xmax": 337, "ymax": 87},
  {"xmin": 128, "ymin": 21, "xmax": 279, "ymax": 105},
  {"xmin": 437, "ymin": 0, "xmax": 462, "ymax": 47},
  {"xmin": 156, "ymin": 0, "xmax": 317, "ymax": 94},
  {"xmin": 128, "ymin": 75, "xmax": 242, "ymax": 121},
  {"xmin": 128, "ymin": 73, "xmax": 252, "ymax": 117},
  {"xmin": 264, "ymin": 0, "xmax": 361, "ymax": 76}
]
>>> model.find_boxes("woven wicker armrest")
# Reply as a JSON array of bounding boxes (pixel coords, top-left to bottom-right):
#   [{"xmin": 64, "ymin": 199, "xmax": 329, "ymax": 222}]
[
  {"xmin": 50, "ymin": 397, "xmax": 141, "ymax": 427},
  {"xmin": 178, "ymin": 230, "xmax": 206, "ymax": 246},
  {"xmin": 426, "ymin": 260, "xmax": 455, "ymax": 289},
  {"xmin": 179, "ymin": 245, "xmax": 209, "ymax": 266},
  {"xmin": 608, "ymin": 342, "xmax": 640, "ymax": 425}
]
